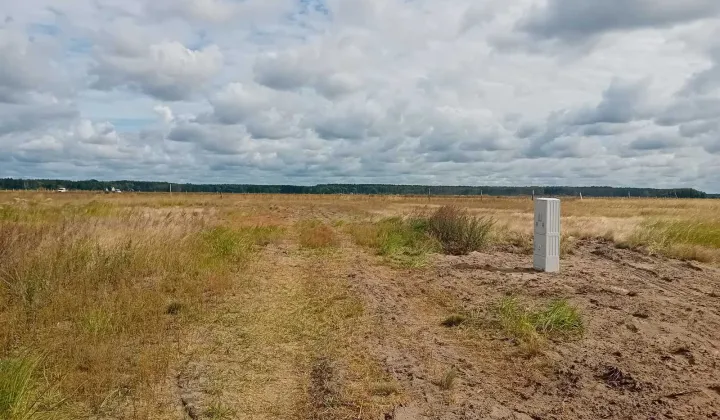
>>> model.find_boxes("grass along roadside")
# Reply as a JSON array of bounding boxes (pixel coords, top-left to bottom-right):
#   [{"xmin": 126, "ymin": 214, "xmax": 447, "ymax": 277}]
[
  {"xmin": 0, "ymin": 208, "xmax": 282, "ymax": 418},
  {"xmin": 624, "ymin": 219, "xmax": 720, "ymax": 263}
]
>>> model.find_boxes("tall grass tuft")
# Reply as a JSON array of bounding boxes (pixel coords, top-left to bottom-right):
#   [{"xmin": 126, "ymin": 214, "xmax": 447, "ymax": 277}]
[
  {"xmin": 0, "ymin": 355, "xmax": 64, "ymax": 420},
  {"xmin": 426, "ymin": 206, "xmax": 495, "ymax": 255}
]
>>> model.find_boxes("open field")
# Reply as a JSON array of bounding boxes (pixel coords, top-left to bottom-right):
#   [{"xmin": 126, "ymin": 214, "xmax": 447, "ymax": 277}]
[{"xmin": 1, "ymin": 191, "xmax": 720, "ymax": 419}]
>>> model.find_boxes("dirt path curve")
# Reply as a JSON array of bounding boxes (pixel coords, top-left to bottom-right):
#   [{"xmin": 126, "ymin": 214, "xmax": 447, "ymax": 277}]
[{"xmin": 174, "ymin": 239, "xmax": 312, "ymax": 419}]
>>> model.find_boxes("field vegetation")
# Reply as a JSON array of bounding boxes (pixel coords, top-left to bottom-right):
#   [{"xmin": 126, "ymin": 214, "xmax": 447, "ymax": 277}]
[{"xmin": 0, "ymin": 191, "xmax": 718, "ymax": 418}]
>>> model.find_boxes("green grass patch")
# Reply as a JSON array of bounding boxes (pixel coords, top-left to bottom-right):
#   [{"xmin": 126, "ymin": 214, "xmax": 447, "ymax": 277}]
[
  {"xmin": 494, "ymin": 297, "xmax": 583, "ymax": 354},
  {"xmin": 630, "ymin": 219, "xmax": 720, "ymax": 248},
  {"xmin": 346, "ymin": 217, "xmax": 439, "ymax": 267},
  {"xmin": 347, "ymin": 206, "xmax": 497, "ymax": 264},
  {"xmin": 201, "ymin": 226, "xmax": 284, "ymax": 263},
  {"xmin": 0, "ymin": 355, "xmax": 64, "ymax": 420}
]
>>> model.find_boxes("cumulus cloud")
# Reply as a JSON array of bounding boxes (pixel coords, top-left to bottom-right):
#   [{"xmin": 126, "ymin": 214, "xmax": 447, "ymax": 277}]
[
  {"xmin": 0, "ymin": 23, "xmax": 68, "ymax": 104},
  {"xmin": 91, "ymin": 32, "xmax": 223, "ymax": 101},
  {"xmin": 153, "ymin": 105, "xmax": 174, "ymax": 124},
  {"xmin": 1, "ymin": 0, "xmax": 720, "ymax": 191}
]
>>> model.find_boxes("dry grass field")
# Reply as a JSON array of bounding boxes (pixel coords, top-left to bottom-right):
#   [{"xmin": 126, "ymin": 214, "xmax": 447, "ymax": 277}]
[{"xmin": 1, "ymin": 191, "xmax": 719, "ymax": 419}]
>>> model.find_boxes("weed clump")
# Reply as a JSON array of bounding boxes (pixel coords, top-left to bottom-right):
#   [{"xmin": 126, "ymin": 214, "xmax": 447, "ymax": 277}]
[
  {"xmin": 494, "ymin": 297, "xmax": 583, "ymax": 353},
  {"xmin": 426, "ymin": 206, "xmax": 495, "ymax": 255},
  {"xmin": 433, "ymin": 368, "xmax": 457, "ymax": 390},
  {"xmin": 369, "ymin": 382, "xmax": 400, "ymax": 397}
]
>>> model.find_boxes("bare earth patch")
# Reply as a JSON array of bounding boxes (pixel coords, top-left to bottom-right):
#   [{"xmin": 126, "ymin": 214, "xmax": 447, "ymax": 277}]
[{"xmin": 344, "ymin": 238, "xmax": 720, "ymax": 419}]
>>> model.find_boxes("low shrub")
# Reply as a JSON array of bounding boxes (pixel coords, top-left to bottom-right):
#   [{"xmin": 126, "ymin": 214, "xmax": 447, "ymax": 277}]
[{"xmin": 426, "ymin": 206, "xmax": 495, "ymax": 255}]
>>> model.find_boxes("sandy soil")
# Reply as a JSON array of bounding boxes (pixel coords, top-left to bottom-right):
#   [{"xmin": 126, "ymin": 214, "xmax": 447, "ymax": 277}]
[{"xmin": 345, "ymin": 239, "xmax": 720, "ymax": 419}]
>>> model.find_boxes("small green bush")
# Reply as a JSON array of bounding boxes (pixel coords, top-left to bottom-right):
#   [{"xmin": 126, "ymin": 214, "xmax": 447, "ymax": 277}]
[{"xmin": 427, "ymin": 206, "xmax": 495, "ymax": 255}]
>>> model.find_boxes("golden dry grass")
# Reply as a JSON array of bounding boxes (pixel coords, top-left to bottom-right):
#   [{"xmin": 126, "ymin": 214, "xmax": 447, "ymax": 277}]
[
  {"xmin": 298, "ymin": 220, "xmax": 340, "ymax": 249},
  {"xmin": 0, "ymin": 191, "xmax": 718, "ymax": 418}
]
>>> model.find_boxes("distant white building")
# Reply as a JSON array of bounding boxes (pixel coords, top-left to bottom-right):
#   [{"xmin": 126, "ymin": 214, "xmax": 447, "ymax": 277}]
[{"xmin": 110, "ymin": 187, "xmax": 122, "ymax": 193}]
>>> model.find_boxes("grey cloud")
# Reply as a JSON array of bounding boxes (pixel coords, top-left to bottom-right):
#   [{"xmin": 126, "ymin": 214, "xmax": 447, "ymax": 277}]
[
  {"xmin": 0, "ymin": 26, "xmax": 68, "ymax": 104},
  {"xmin": 569, "ymin": 80, "xmax": 650, "ymax": 126},
  {"xmin": 682, "ymin": 45, "xmax": 720, "ymax": 95},
  {"xmin": 656, "ymin": 98, "xmax": 720, "ymax": 125},
  {"xmin": 630, "ymin": 134, "xmax": 684, "ymax": 150},
  {"xmin": 582, "ymin": 123, "xmax": 631, "ymax": 137},
  {"xmin": 253, "ymin": 54, "xmax": 312, "ymax": 91},
  {"xmin": 0, "ymin": 103, "xmax": 77, "ymax": 136},
  {"xmin": 679, "ymin": 120, "xmax": 720, "ymax": 137},
  {"xmin": 515, "ymin": 123, "xmax": 538, "ymax": 139},
  {"xmin": 313, "ymin": 115, "xmax": 369, "ymax": 140},
  {"xmin": 705, "ymin": 139, "xmax": 720, "ymax": 154},
  {"xmin": 168, "ymin": 122, "xmax": 260, "ymax": 154},
  {"xmin": 253, "ymin": 50, "xmax": 362, "ymax": 99},
  {"xmin": 91, "ymin": 36, "xmax": 223, "ymax": 101},
  {"xmin": 521, "ymin": 0, "xmax": 720, "ymax": 41}
]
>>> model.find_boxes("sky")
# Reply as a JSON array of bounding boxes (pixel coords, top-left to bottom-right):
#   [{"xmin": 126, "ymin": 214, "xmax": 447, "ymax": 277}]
[{"xmin": 1, "ymin": 0, "xmax": 720, "ymax": 191}]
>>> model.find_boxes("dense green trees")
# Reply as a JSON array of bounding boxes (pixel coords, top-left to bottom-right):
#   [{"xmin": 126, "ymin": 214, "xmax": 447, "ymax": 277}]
[{"xmin": 0, "ymin": 178, "xmax": 710, "ymax": 198}]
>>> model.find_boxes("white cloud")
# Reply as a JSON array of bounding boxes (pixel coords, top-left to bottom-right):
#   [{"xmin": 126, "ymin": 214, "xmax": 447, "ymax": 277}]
[
  {"xmin": 90, "ymin": 28, "xmax": 224, "ymax": 101},
  {"xmin": 1, "ymin": 0, "xmax": 719, "ymax": 191},
  {"xmin": 153, "ymin": 105, "xmax": 174, "ymax": 124}
]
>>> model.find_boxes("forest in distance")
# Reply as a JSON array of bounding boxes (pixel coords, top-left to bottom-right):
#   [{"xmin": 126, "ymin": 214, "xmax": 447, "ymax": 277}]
[{"xmin": 0, "ymin": 178, "xmax": 714, "ymax": 198}]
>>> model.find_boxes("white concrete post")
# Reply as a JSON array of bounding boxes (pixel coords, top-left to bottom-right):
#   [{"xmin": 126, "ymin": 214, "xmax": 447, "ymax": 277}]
[{"xmin": 533, "ymin": 198, "xmax": 560, "ymax": 272}]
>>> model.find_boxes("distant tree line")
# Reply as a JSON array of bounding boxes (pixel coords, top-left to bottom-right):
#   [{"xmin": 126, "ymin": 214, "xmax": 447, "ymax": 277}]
[{"xmin": 0, "ymin": 178, "xmax": 711, "ymax": 198}]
